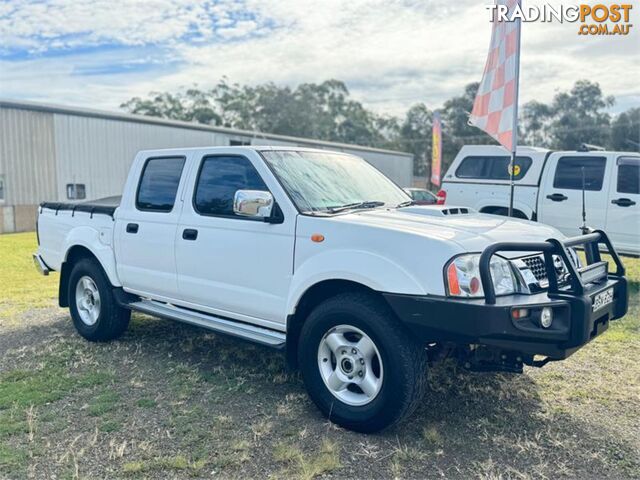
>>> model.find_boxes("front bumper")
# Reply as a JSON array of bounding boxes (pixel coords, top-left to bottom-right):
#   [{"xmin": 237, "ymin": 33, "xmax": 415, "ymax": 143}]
[
  {"xmin": 384, "ymin": 276, "xmax": 627, "ymax": 359},
  {"xmin": 385, "ymin": 230, "xmax": 629, "ymax": 361}
]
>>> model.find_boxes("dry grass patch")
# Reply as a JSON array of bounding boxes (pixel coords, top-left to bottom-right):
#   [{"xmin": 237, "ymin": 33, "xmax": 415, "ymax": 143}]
[{"xmin": 274, "ymin": 438, "xmax": 341, "ymax": 480}]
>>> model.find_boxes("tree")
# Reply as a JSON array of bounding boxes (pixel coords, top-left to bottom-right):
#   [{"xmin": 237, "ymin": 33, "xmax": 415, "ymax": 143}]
[
  {"xmin": 122, "ymin": 79, "xmax": 390, "ymax": 148},
  {"xmin": 610, "ymin": 107, "xmax": 640, "ymax": 151},
  {"xmin": 398, "ymin": 103, "xmax": 432, "ymax": 177},
  {"xmin": 547, "ymin": 80, "xmax": 614, "ymax": 149},
  {"xmin": 121, "ymin": 79, "xmax": 627, "ymax": 178},
  {"xmin": 121, "ymin": 92, "xmax": 190, "ymax": 122},
  {"xmin": 521, "ymin": 100, "xmax": 552, "ymax": 146}
]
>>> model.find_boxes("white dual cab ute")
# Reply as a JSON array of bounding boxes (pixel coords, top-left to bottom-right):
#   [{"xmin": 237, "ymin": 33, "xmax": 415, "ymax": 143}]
[
  {"xmin": 34, "ymin": 146, "xmax": 628, "ymax": 432},
  {"xmin": 439, "ymin": 145, "xmax": 640, "ymax": 256}
]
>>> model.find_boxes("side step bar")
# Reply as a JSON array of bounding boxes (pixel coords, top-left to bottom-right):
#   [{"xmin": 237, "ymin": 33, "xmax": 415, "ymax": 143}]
[
  {"xmin": 128, "ymin": 299, "xmax": 286, "ymax": 349},
  {"xmin": 33, "ymin": 254, "xmax": 51, "ymax": 276}
]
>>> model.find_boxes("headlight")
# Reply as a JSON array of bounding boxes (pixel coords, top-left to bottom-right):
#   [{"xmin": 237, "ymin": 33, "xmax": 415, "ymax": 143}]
[{"xmin": 445, "ymin": 254, "xmax": 519, "ymax": 298}]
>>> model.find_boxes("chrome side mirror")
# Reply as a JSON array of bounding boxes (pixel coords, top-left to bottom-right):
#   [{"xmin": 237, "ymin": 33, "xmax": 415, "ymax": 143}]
[{"xmin": 233, "ymin": 190, "xmax": 274, "ymax": 219}]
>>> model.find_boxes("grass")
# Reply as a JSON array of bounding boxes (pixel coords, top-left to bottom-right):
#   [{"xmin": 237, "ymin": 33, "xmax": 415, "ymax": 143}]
[
  {"xmin": 274, "ymin": 439, "xmax": 341, "ymax": 480},
  {"xmin": 122, "ymin": 455, "xmax": 208, "ymax": 475},
  {"xmin": 1, "ymin": 232, "xmax": 639, "ymax": 478},
  {"xmin": 0, "ymin": 232, "xmax": 59, "ymax": 325},
  {"xmin": 88, "ymin": 391, "xmax": 121, "ymax": 417},
  {"xmin": 136, "ymin": 397, "xmax": 157, "ymax": 409},
  {"xmin": 0, "ymin": 445, "xmax": 27, "ymax": 471},
  {"xmin": 0, "ymin": 364, "xmax": 112, "ymax": 410},
  {"xmin": 421, "ymin": 425, "xmax": 443, "ymax": 448}
]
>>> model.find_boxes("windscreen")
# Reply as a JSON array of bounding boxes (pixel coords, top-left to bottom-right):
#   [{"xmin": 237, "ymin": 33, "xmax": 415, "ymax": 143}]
[{"xmin": 261, "ymin": 150, "xmax": 409, "ymax": 213}]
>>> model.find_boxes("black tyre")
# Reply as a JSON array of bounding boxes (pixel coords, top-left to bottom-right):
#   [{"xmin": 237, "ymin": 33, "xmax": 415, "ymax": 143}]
[
  {"xmin": 298, "ymin": 292, "xmax": 428, "ymax": 433},
  {"xmin": 68, "ymin": 258, "xmax": 130, "ymax": 342}
]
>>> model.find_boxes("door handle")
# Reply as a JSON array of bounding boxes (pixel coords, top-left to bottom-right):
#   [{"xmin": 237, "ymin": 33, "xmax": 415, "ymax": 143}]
[
  {"xmin": 546, "ymin": 193, "xmax": 568, "ymax": 202},
  {"xmin": 126, "ymin": 223, "xmax": 139, "ymax": 234},
  {"xmin": 611, "ymin": 198, "xmax": 636, "ymax": 207},
  {"xmin": 182, "ymin": 228, "xmax": 198, "ymax": 241}
]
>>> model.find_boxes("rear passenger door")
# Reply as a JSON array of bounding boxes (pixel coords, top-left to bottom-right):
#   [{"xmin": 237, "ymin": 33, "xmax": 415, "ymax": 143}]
[
  {"xmin": 538, "ymin": 154, "xmax": 610, "ymax": 237},
  {"xmin": 174, "ymin": 152, "xmax": 296, "ymax": 329},
  {"xmin": 605, "ymin": 156, "xmax": 640, "ymax": 253},
  {"xmin": 116, "ymin": 155, "xmax": 188, "ymax": 299}
]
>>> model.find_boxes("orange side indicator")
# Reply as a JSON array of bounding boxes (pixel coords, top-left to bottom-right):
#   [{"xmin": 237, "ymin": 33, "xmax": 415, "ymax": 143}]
[
  {"xmin": 447, "ymin": 262, "xmax": 461, "ymax": 295},
  {"xmin": 311, "ymin": 234, "xmax": 325, "ymax": 243}
]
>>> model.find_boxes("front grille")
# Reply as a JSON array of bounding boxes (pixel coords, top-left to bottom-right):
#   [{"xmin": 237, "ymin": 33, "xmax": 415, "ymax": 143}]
[{"xmin": 522, "ymin": 255, "xmax": 547, "ymax": 281}]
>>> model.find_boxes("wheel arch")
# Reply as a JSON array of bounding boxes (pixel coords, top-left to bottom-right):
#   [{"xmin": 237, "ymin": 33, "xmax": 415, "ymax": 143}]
[
  {"xmin": 285, "ymin": 279, "xmax": 382, "ymax": 370},
  {"xmin": 59, "ymin": 242, "xmax": 118, "ymax": 308}
]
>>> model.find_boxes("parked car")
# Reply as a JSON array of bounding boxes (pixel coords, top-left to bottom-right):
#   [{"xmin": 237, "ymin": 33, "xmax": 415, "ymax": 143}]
[
  {"xmin": 438, "ymin": 145, "xmax": 640, "ymax": 256},
  {"xmin": 403, "ymin": 187, "xmax": 437, "ymax": 205},
  {"xmin": 34, "ymin": 146, "xmax": 628, "ymax": 432}
]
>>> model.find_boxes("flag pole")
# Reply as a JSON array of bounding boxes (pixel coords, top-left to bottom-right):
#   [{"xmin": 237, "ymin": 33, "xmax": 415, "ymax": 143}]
[{"xmin": 508, "ymin": 2, "xmax": 523, "ymax": 217}]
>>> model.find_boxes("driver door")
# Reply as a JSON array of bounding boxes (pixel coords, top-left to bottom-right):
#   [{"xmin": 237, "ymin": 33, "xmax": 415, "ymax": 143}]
[{"xmin": 174, "ymin": 152, "xmax": 296, "ymax": 328}]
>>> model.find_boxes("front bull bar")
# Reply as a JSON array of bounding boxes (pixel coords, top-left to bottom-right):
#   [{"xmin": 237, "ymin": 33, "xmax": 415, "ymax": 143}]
[{"xmin": 479, "ymin": 230, "xmax": 625, "ymax": 305}]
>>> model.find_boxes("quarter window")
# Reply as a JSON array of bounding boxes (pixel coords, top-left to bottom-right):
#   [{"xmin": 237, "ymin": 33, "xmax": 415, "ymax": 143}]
[
  {"xmin": 136, "ymin": 157, "xmax": 185, "ymax": 212},
  {"xmin": 455, "ymin": 156, "xmax": 532, "ymax": 180},
  {"xmin": 553, "ymin": 156, "xmax": 606, "ymax": 191},
  {"xmin": 194, "ymin": 155, "xmax": 268, "ymax": 217},
  {"xmin": 617, "ymin": 156, "xmax": 640, "ymax": 195}
]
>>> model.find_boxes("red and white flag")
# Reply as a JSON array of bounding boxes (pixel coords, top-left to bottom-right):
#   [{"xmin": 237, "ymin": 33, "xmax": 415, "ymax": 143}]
[{"xmin": 469, "ymin": 0, "xmax": 522, "ymax": 152}]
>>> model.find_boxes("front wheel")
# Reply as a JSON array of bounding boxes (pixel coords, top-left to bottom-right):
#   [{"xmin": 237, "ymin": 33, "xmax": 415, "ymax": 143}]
[{"xmin": 298, "ymin": 292, "xmax": 428, "ymax": 433}]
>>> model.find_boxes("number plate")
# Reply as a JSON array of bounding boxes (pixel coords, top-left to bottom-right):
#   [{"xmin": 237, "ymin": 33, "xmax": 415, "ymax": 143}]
[{"xmin": 592, "ymin": 288, "xmax": 614, "ymax": 312}]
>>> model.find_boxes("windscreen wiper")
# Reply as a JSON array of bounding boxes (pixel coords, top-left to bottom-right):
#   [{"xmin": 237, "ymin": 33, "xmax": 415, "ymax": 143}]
[
  {"xmin": 397, "ymin": 200, "xmax": 415, "ymax": 208},
  {"xmin": 326, "ymin": 201, "xmax": 386, "ymax": 213}
]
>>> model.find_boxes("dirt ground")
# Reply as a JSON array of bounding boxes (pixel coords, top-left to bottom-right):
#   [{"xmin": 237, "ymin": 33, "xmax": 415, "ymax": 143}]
[{"xmin": 1, "ymin": 233, "xmax": 639, "ymax": 479}]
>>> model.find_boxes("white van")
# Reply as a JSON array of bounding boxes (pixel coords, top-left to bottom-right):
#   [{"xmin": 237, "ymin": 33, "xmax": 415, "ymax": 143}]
[{"xmin": 439, "ymin": 145, "xmax": 640, "ymax": 255}]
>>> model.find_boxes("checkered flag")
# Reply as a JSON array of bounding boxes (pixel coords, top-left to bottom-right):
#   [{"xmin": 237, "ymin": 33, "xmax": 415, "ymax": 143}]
[{"xmin": 469, "ymin": 0, "xmax": 522, "ymax": 152}]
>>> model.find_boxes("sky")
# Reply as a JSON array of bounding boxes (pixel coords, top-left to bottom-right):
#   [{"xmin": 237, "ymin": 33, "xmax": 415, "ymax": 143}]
[{"xmin": 0, "ymin": 0, "xmax": 638, "ymax": 117}]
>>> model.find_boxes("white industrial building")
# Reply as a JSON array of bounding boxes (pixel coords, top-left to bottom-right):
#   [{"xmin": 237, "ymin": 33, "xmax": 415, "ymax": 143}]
[{"xmin": 0, "ymin": 99, "xmax": 413, "ymax": 233}]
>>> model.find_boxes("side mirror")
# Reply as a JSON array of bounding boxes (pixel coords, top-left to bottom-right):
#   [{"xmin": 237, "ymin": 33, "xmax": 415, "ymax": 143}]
[{"xmin": 233, "ymin": 190, "xmax": 275, "ymax": 220}]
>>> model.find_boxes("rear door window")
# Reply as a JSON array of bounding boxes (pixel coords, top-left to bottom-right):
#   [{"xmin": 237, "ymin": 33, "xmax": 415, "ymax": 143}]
[
  {"xmin": 455, "ymin": 156, "xmax": 532, "ymax": 180},
  {"xmin": 136, "ymin": 157, "xmax": 186, "ymax": 212},
  {"xmin": 616, "ymin": 156, "xmax": 640, "ymax": 194},
  {"xmin": 553, "ymin": 156, "xmax": 606, "ymax": 191}
]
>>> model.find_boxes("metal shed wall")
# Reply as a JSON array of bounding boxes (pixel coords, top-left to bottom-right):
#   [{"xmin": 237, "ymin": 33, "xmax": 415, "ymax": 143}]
[
  {"xmin": 53, "ymin": 114, "xmax": 227, "ymax": 201},
  {"xmin": 0, "ymin": 108, "xmax": 57, "ymax": 205}
]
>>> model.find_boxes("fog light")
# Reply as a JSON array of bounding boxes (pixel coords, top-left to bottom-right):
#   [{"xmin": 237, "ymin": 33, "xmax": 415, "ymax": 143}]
[
  {"xmin": 540, "ymin": 307, "xmax": 553, "ymax": 328},
  {"xmin": 512, "ymin": 308, "xmax": 529, "ymax": 319}
]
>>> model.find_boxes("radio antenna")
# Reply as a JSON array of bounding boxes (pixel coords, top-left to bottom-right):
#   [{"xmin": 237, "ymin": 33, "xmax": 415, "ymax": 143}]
[{"xmin": 580, "ymin": 166, "xmax": 589, "ymax": 235}]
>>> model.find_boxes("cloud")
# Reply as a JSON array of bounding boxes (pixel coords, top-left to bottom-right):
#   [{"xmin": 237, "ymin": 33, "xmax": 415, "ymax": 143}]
[
  {"xmin": 0, "ymin": 0, "xmax": 638, "ymax": 116},
  {"xmin": 0, "ymin": 0, "xmax": 274, "ymax": 54}
]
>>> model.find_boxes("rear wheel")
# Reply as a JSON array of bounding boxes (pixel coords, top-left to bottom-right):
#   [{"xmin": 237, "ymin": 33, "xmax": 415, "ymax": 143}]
[
  {"xmin": 298, "ymin": 292, "xmax": 427, "ymax": 432},
  {"xmin": 68, "ymin": 258, "xmax": 130, "ymax": 342}
]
